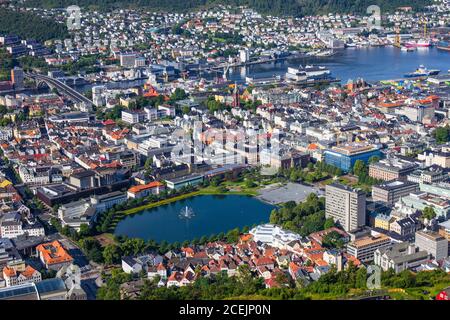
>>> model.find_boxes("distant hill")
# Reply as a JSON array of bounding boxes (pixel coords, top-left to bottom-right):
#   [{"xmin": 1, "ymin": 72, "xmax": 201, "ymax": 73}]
[
  {"xmin": 22, "ymin": 0, "xmax": 432, "ymax": 16},
  {"xmin": 0, "ymin": 9, "xmax": 68, "ymax": 41}
]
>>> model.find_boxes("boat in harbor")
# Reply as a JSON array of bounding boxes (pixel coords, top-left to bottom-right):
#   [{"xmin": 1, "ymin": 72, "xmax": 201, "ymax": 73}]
[
  {"xmin": 286, "ymin": 65, "xmax": 331, "ymax": 82},
  {"xmin": 405, "ymin": 39, "xmax": 431, "ymax": 48},
  {"xmin": 404, "ymin": 65, "xmax": 440, "ymax": 78},
  {"xmin": 437, "ymin": 41, "xmax": 450, "ymax": 51},
  {"xmin": 401, "ymin": 46, "xmax": 416, "ymax": 52},
  {"xmin": 315, "ymin": 50, "xmax": 336, "ymax": 57}
]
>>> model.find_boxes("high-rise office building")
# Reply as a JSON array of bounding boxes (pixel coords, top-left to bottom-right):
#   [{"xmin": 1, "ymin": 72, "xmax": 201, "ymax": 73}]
[
  {"xmin": 239, "ymin": 49, "xmax": 249, "ymax": 63},
  {"xmin": 11, "ymin": 67, "xmax": 24, "ymax": 90},
  {"xmin": 325, "ymin": 183, "xmax": 366, "ymax": 232}
]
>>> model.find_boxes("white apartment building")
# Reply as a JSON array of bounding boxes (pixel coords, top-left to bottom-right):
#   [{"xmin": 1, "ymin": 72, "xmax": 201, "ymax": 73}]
[
  {"xmin": 418, "ymin": 150, "xmax": 450, "ymax": 168},
  {"xmin": 18, "ymin": 166, "xmax": 50, "ymax": 186},
  {"xmin": 121, "ymin": 110, "xmax": 146, "ymax": 124}
]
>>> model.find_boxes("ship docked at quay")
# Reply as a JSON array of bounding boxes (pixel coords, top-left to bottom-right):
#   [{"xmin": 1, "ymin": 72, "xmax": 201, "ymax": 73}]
[
  {"xmin": 437, "ymin": 41, "xmax": 450, "ymax": 52},
  {"xmin": 285, "ymin": 65, "xmax": 332, "ymax": 82},
  {"xmin": 404, "ymin": 65, "xmax": 440, "ymax": 78},
  {"xmin": 405, "ymin": 39, "xmax": 432, "ymax": 48}
]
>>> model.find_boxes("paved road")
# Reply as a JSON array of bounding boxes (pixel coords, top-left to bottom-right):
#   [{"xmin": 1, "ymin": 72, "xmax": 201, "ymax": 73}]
[
  {"xmin": 58, "ymin": 237, "xmax": 102, "ymax": 300},
  {"xmin": 59, "ymin": 237, "xmax": 90, "ymax": 268},
  {"xmin": 81, "ymin": 279, "xmax": 99, "ymax": 300}
]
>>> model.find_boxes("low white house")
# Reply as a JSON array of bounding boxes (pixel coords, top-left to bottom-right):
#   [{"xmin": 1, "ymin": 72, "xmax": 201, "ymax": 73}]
[
  {"xmin": 57, "ymin": 199, "xmax": 97, "ymax": 231},
  {"xmin": 122, "ymin": 257, "xmax": 143, "ymax": 274},
  {"xmin": 121, "ymin": 254, "xmax": 164, "ymax": 274},
  {"xmin": 249, "ymin": 224, "xmax": 302, "ymax": 248}
]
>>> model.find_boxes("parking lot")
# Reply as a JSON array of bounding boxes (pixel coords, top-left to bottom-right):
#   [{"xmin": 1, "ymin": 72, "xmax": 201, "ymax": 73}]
[{"xmin": 256, "ymin": 182, "xmax": 322, "ymax": 205}]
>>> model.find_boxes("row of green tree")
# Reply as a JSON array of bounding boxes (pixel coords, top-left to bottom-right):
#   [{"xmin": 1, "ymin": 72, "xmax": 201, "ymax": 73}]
[
  {"xmin": 269, "ymin": 193, "xmax": 335, "ymax": 236},
  {"xmin": 433, "ymin": 125, "xmax": 450, "ymax": 144},
  {"xmin": 60, "ymin": 55, "xmax": 101, "ymax": 75},
  {"xmin": 278, "ymin": 161, "xmax": 343, "ymax": 184},
  {"xmin": 0, "ymin": 49, "xmax": 14, "ymax": 81},
  {"xmin": 351, "ymin": 156, "xmax": 382, "ymax": 186}
]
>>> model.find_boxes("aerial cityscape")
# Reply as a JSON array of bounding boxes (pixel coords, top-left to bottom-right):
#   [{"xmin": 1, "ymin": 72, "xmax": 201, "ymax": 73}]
[{"xmin": 1, "ymin": 0, "xmax": 450, "ymax": 303}]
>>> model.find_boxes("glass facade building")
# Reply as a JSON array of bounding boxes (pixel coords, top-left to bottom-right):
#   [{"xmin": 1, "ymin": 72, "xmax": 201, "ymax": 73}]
[{"xmin": 324, "ymin": 148, "xmax": 382, "ymax": 172}]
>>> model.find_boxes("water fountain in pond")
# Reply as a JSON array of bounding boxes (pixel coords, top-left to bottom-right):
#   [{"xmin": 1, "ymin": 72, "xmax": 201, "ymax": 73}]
[{"xmin": 179, "ymin": 206, "xmax": 195, "ymax": 219}]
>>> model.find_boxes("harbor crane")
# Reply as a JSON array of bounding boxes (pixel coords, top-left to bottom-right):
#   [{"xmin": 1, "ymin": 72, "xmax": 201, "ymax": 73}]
[
  {"xmin": 420, "ymin": 17, "xmax": 428, "ymax": 39},
  {"xmin": 393, "ymin": 25, "xmax": 401, "ymax": 48}
]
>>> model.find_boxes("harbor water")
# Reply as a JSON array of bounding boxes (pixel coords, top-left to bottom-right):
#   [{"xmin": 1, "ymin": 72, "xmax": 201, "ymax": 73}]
[{"xmin": 226, "ymin": 47, "xmax": 450, "ymax": 83}]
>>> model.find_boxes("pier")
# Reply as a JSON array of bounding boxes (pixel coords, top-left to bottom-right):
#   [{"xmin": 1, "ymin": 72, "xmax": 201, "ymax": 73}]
[{"xmin": 192, "ymin": 52, "xmax": 308, "ymax": 74}]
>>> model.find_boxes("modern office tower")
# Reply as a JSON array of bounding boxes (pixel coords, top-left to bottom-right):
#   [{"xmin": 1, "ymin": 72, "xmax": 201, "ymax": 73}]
[
  {"xmin": 239, "ymin": 49, "xmax": 249, "ymax": 63},
  {"xmin": 11, "ymin": 67, "xmax": 24, "ymax": 90},
  {"xmin": 325, "ymin": 183, "xmax": 366, "ymax": 232}
]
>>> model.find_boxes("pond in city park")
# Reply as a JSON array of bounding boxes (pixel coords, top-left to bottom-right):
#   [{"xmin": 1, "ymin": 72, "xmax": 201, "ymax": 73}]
[{"xmin": 114, "ymin": 195, "xmax": 276, "ymax": 243}]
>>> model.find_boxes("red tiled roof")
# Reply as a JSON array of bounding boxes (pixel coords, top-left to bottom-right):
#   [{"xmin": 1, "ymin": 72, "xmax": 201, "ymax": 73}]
[
  {"xmin": 36, "ymin": 240, "xmax": 73, "ymax": 265},
  {"xmin": 102, "ymin": 119, "xmax": 116, "ymax": 125},
  {"xmin": 255, "ymin": 257, "xmax": 273, "ymax": 266},
  {"xmin": 3, "ymin": 266, "xmax": 16, "ymax": 277},
  {"xmin": 21, "ymin": 266, "xmax": 38, "ymax": 278},
  {"xmin": 128, "ymin": 181, "xmax": 164, "ymax": 194}
]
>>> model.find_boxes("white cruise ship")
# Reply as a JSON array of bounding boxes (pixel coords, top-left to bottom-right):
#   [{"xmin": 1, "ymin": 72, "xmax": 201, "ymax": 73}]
[{"xmin": 285, "ymin": 65, "xmax": 331, "ymax": 82}]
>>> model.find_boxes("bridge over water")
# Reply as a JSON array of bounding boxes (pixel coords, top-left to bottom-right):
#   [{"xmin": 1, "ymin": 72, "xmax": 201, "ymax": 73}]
[{"xmin": 25, "ymin": 73, "xmax": 93, "ymax": 107}]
